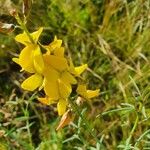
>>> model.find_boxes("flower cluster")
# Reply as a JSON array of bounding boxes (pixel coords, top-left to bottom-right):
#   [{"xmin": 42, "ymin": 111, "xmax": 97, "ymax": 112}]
[{"xmin": 13, "ymin": 27, "xmax": 99, "ymax": 115}]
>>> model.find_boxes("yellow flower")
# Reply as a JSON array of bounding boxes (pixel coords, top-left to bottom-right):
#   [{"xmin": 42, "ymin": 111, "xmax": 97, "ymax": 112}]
[
  {"xmin": 68, "ymin": 58, "xmax": 88, "ymax": 76},
  {"xmin": 13, "ymin": 45, "xmax": 44, "ymax": 74},
  {"xmin": 15, "ymin": 27, "xmax": 43, "ymax": 45},
  {"xmin": 57, "ymin": 99, "xmax": 68, "ymax": 116},
  {"xmin": 38, "ymin": 96, "xmax": 68, "ymax": 116},
  {"xmin": 76, "ymin": 84, "xmax": 100, "ymax": 99},
  {"xmin": 44, "ymin": 36, "xmax": 63, "ymax": 54},
  {"xmin": 43, "ymin": 54, "xmax": 68, "ymax": 72},
  {"xmin": 13, "ymin": 27, "xmax": 44, "ymax": 74},
  {"xmin": 12, "ymin": 45, "xmax": 44, "ymax": 91},
  {"xmin": 21, "ymin": 73, "xmax": 43, "ymax": 91}
]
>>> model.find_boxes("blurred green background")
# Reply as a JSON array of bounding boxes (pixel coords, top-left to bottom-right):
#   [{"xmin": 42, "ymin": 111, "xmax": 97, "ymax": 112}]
[{"xmin": 0, "ymin": 0, "xmax": 150, "ymax": 149}]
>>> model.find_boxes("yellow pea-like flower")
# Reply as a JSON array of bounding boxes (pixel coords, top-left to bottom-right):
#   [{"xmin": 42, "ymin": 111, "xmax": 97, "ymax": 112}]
[
  {"xmin": 57, "ymin": 99, "xmax": 68, "ymax": 116},
  {"xmin": 44, "ymin": 36, "xmax": 62, "ymax": 52},
  {"xmin": 43, "ymin": 66, "xmax": 60, "ymax": 100},
  {"xmin": 43, "ymin": 54, "xmax": 68, "ymax": 72},
  {"xmin": 21, "ymin": 73, "xmax": 43, "ymax": 91},
  {"xmin": 15, "ymin": 27, "xmax": 43, "ymax": 45},
  {"xmin": 76, "ymin": 84, "xmax": 100, "ymax": 99},
  {"xmin": 61, "ymin": 71, "xmax": 77, "ymax": 85},
  {"xmin": 58, "ymin": 79, "xmax": 72, "ymax": 99},
  {"xmin": 33, "ymin": 45, "xmax": 45, "ymax": 74},
  {"xmin": 68, "ymin": 58, "xmax": 87, "ymax": 76}
]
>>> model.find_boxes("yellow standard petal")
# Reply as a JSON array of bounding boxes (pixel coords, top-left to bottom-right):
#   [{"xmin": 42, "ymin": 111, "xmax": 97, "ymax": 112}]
[
  {"xmin": 49, "ymin": 36, "xmax": 62, "ymax": 50},
  {"xmin": 31, "ymin": 27, "xmax": 43, "ymax": 43},
  {"xmin": 43, "ymin": 54, "xmax": 68, "ymax": 72},
  {"xmin": 57, "ymin": 99, "xmax": 68, "ymax": 116},
  {"xmin": 76, "ymin": 84, "xmax": 99, "ymax": 99},
  {"xmin": 76, "ymin": 84, "xmax": 87, "ymax": 98},
  {"xmin": 43, "ymin": 67, "xmax": 60, "ymax": 100},
  {"xmin": 74, "ymin": 64, "xmax": 88, "ymax": 76},
  {"xmin": 87, "ymin": 89, "xmax": 100, "ymax": 99},
  {"xmin": 58, "ymin": 79, "xmax": 72, "ymax": 99},
  {"xmin": 68, "ymin": 58, "xmax": 87, "ymax": 76},
  {"xmin": 19, "ymin": 45, "xmax": 35, "ymax": 73},
  {"xmin": 15, "ymin": 32, "xmax": 31, "ymax": 45},
  {"xmin": 15, "ymin": 27, "xmax": 43, "ymax": 45},
  {"xmin": 12, "ymin": 58, "xmax": 19, "ymax": 65},
  {"xmin": 44, "ymin": 37, "xmax": 62, "ymax": 52},
  {"xmin": 21, "ymin": 73, "xmax": 43, "ymax": 91},
  {"xmin": 61, "ymin": 71, "xmax": 77, "ymax": 85},
  {"xmin": 54, "ymin": 47, "xmax": 65, "ymax": 57},
  {"xmin": 33, "ymin": 45, "xmax": 44, "ymax": 74}
]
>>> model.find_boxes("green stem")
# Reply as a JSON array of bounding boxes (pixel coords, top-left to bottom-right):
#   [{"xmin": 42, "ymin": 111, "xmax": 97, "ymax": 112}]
[
  {"xmin": 69, "ymin": 99, "xmax": 101, "ymax": 146},
  {"xmin": 125, "ymin": 115, "xmax": 139, "ymax": 150},
  {"xmin": 15, "ymin": 14, "xmax": 34, "ymax": 44}
]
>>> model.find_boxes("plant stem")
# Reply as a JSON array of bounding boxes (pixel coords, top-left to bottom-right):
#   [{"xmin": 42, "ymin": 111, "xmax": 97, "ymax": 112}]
[
  {"xmin": 125, "ymin": 115, "xmax": 139, "ymax": 150},
  {"xmin": 15, "ymin": 14, "xmax": 34, "ymax": 44},
  {"xmin": 69, "ymin": 99, "xmax": 101, "ymax": 146}
]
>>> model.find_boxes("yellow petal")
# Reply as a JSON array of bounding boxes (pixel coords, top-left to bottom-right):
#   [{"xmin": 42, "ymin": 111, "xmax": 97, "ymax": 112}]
[
  {"xmin": 31, "ymin": 27, "xmax": 43, "ymax": 43},
  {"xmin": 76, "ymin": 84, "xmax": 87, "ymax": 98},
  {"xmin": 68, "ymin": 58, "xmax": 87, "ymax": 76},
  {"xmin": 44, "ymin": 37, "xmax": 62, "ymax": 52},
  {"xmin": 76, "ymin": 84, "xmax": 99, "ymax": 99},
  {"xmin": 19, "ymin": 45, "xmax": 35, "ymax": 73},
  {"xmin": 57, "ymin": 99, "xmax": 68, "ymax": 116},
  {"xmin": 58, "ymin": 79, "xmax": 72, "ymax": 99},
  {"xmin": 54, "ymin": 47, "xmax": 65, "ymax": 57},
  {"xmin": 12, "ymin": 58, "xmax": 19, "ymax": 65},
  {"xmin": 68, "ymin": 58, "xmax": 76, "ymax": 74},
  {"xmin": 15, "ymin": 32, "xmax": 30, "ymax": 45},
  {"xmin": 38, "ymin": 97, "xmax": 56, "ymax": 105},
  {"xmin": 61, "ymin": 71, "xmax": 77, "ymax": 85},
  {"xmin": 87, "ymin": 89, "xmax": 100, "ymax": 99},
  {"xmin": 75, "ymin": 64, "xmax": 87, "ymax": 76},
  {"xmin": 33, "ymin": 45, "xmax": 44, "ymax": 74},
  {"xmin": 44, "ymin": 79, "xmax": 59, "ymax": 100},
  {"xmin": 49, "ymin": 37, "xmax": 62, "ymax": 50},
  {"xmin": 44, "ymin": 54, "xmax": 68, "ymax": 72},
  {"xmin": 43, "ymin": 67, "xmax": 60, "ymax": 100},
  {"xmin": 15, "ymin": 27, "xmax": 43, "ymax": 45},
  {"xmin": 21, "ymin": 74, "xmax": 43, "ymax": 91}
]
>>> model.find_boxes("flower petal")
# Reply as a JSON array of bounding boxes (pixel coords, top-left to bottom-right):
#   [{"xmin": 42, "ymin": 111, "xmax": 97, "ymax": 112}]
[
  {"xmin": 68, "ymin": 58, "xmax": 87, "ymax": 76},
  {"xmin": 15, "ymin": 27, "xmax": 43, "ymax": 45},
  {"xmin": 15, "ymin": 32, "xmax": 30, "ymax": 45},
  {"xmin": 87, "ymin": 89, "xmax": 100, "ymax": 99},
  {"xmin": 49, "ymin": 37, "xmax": 62, "ymax": 50},
  {"xmin": 12, "ymin": 57, "xmax": 19, "ymax": 65},
  {"xmin": 43, "ymin": 67, "xmax": 60, "ymax": 100},
  {"xmin": 44, "ymin": 37, "xmax": 62, "ymax": 52},
  {"xmin": 44, "ymin": 54, "xmax": 68, "ymax": 72},
  {"xmin": 54, "ymin": 47, "xmax": 65, "ymax": 57},
  {"xmin": 21, "ymin": 74, "xmax": 43, "ymax": 91},
  {"xmin": 57, "ymin": 99, "xmax": 68, "ymax": 116},
  {"xmin": 76, "ymin": 84, "xmax": 87, "ymax": 98},
  {"xmin": 33, "ymin": 45, "xmax": 44, "ymax": 74},
  {"xmin": 31, "ymin": 27, "xmax": 43, "ymax": 43},
  {"xmin": 74, "ymin": 64, "xmax": 87, "ymax": 76},
  {"xmin": 76, "ymin": 84, "xmax": 99, "ymax": 99},
  {"xmin": 61, "ymin": 71, "xmax": 77, "ymax": 85},
  {"xmin": 19, "ymin": 45, "xmax": 35, "ymax": 73},
  {"xmin": 58, "ymin": 79, "xmax": 72, "ymax": 99}
]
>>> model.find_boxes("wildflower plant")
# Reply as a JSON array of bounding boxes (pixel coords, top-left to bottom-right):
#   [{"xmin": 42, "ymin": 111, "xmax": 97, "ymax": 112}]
[{"xmin": 11, "ymin": 8, "xmax": 99, "ymax": 120}]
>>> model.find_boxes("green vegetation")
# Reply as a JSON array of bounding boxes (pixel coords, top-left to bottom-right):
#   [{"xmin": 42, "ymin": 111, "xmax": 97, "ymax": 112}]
[{"xmin": 0, "ymin": 0, "xmax": 150, "ymax": 149}]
